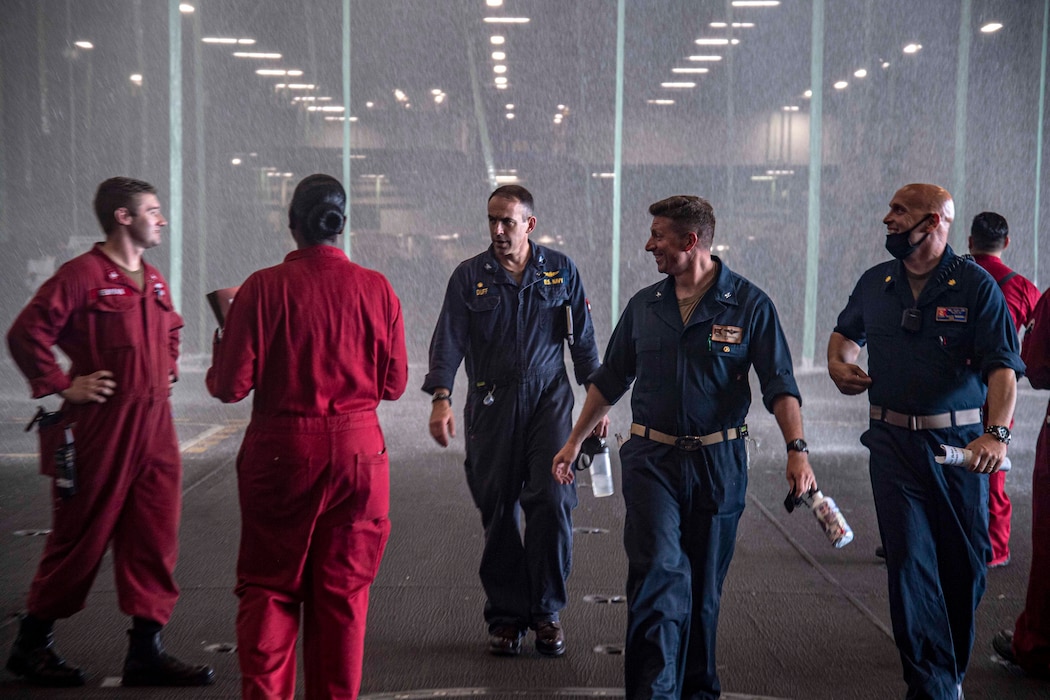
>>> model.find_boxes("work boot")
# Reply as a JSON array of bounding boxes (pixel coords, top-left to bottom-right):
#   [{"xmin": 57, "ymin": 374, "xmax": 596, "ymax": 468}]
[
  {"xmin": 5, "ymin": 615, "xmax": 86, "ymax": 687},
  {"xmin": 121, "ymin": 618, "xmax": 214, "ymax": 687}
]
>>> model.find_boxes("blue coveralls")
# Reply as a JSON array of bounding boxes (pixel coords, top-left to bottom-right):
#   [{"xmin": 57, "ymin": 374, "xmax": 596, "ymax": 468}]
[
  {"xmin": 834, "ymin": 246, "xmax": 1024, "ymax": 700},
  {"xmin": 587, "ymin": 258, "xmax": 799, "ymax": 700},
  {"xmin": 424, "ymin": 240, "xmax": 600, "ymax": 632}
]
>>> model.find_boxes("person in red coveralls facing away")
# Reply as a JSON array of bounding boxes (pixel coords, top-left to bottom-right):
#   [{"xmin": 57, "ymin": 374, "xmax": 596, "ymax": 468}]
[
  {"xmin": 992, "ymin": 284, "xmax": 1050, "ymax": 678},
  {"xmin": 207, "ymin": 173, "xmax": 408, "ymax": 700},
  {"xmin": 968, "ymin": 211, "xmax": 1040, "ymax": 568},
  {"xmin": 6, "ymin": 177, "xmax": 214, "ymax": 688}
]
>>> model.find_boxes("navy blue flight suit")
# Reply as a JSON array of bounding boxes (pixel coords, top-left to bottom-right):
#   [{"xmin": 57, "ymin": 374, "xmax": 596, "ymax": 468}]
[
  {"xmin": 588, "ymin": 258, "xmax": 799, "ymax": 700},
  {"xmin": 424, "ymin": 240, "xmax": 600, "ymax": 633},
  {"xmin": 835, "ymin": 246, "xmax": 1024, "ymax": 700}
]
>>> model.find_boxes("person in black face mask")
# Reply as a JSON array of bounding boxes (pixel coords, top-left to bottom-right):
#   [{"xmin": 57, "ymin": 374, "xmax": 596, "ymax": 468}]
[{"xmin": 827, "ymin": 183, "xmax": 1024, "ymax": 700}]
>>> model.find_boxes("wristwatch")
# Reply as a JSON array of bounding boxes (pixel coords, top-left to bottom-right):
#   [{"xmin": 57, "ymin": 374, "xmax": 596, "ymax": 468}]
[
  {"xmin": 984, "ymin": 425, "xmax": 1011, "ymax": 444},
  {"xmin": 786, "ymin": 438, "xmax": 809, "ymax": 454}
]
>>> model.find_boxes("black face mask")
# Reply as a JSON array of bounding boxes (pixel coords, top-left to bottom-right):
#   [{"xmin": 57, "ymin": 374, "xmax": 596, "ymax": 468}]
[{"xmin": 885, "ymin": 214, "xmax": 932, "ymax": 260}]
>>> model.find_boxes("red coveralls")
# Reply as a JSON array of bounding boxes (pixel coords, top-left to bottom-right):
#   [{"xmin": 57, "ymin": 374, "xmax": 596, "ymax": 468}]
[
  {"xmin": 6, "ymin": 244, "xmax": 184, "ymax": 625},
  {"xmin": 207, "ymin": 245, "xmax": 407, "ymax": 700},
  {"xmin": 972, "ymin": 254, "xmax": 1040, "ymax": 565},
  {"xmin": 1013, "ymin": 287, "xmax": 1050, "ymax": 674}
]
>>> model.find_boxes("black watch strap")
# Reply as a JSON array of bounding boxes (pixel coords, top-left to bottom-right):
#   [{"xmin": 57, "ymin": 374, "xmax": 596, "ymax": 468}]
[{"xmin": 786, "ymin": 438, "xmax": 808, "ymax": 454}]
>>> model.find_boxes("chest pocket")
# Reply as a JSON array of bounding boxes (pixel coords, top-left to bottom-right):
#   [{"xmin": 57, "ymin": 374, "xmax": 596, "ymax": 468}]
[
  {"xmin": 467, "ymin": 295, "xmax": 501, "ymax": 344},
  {"xmin": 89, "ymin": 293, "xmax": 140, "ymax": 350},
  {"xmin": 633, "ymin": 336, "xmax": 664, "ymax": 393}
]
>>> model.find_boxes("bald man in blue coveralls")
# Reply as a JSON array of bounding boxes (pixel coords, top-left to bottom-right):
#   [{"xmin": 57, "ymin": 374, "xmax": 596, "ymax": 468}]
[{"xmin": 829, "ymin": 183, "xmax": 1023, "ymax": 700}]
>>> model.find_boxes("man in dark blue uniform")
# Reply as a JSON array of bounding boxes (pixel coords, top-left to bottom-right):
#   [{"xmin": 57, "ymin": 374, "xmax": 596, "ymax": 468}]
[
  {"xmin": 424, "ymin": 185, "xmax": 607, "ymax": 657},
  {"xmin": 828, "ymin": 183, "xmax": 1023, "ymax": 700},
  {"xmin": 552, "ymin": 195, "xmax": 816, "ymax": 699}
]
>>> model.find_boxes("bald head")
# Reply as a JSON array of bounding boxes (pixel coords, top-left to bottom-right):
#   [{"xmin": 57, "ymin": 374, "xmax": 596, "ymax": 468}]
[{"xmin": 896, "ymin": 183, "xmax": 954, "ymax": 226}]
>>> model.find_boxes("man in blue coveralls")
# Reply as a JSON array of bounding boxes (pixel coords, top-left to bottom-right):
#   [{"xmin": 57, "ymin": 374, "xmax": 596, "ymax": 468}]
[
  {"xmin": 424, "ymin": 185, "xmax": 608, "ymax": 657},
  {"xmin": 552, "ymin": 195, "xmax": 817, "ymax": 699},
  {"xmin": 828, "ymin": 183, "xmax": 1023, "ymax": 700}
]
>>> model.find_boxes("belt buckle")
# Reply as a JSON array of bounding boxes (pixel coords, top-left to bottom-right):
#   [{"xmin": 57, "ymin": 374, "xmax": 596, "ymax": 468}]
[
  {"xmin": 675, "ymin": 435, "xmax": 703, "ymax": 451},
  {"xmin": 908, "ymin": 415, "xmax": 920, "ymax": 430}
]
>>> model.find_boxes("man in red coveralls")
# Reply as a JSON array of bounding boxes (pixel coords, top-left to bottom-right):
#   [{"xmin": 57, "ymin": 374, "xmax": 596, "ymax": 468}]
[
  {"xmin": 968, "ymin": 212, "xmax": 1040, "ymax": 568},
  {"xmin": 993, "ymin": 284, "xmax": 1050, "ymax": 678},
  {"xmin": 207, "ymin": 174, "xmax": 408, "ymax": 700},
  {"xmin": 5, "ymin": 177, "xmax": 214, "ymax": 687}
]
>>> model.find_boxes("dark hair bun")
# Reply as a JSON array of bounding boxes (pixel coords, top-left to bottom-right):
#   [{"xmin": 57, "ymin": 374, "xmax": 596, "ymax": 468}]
[{"xmin": 305, "ymin": 204, "xmax": 345, "ymax": 242}]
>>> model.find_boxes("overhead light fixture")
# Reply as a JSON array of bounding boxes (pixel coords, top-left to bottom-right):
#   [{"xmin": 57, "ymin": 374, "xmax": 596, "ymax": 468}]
[
  {"xmin": 981, "ymin": 22, "xmax": 1003, "ymax": 33},
  {"xmin": 903, "ymin": 43, "xmax": 922, "ymax": 54},
  {"xmin": 854, "ymin": 68, "xmax": 867, "ymax": 78},
  {"xmin": 672, "ymin": 67, "xmax": 709, "ymax": 74},
  {"xmin": 505, "ymin": 103, "xmax": 515, "ymax": 109},
  {"xmin": 494, "ymin": 76, "xmax": 508, "ymax": 85},
  {"xmin": 803, "ymin": 89, "xmax": 813, "ymax": 98},
  {"xmin": 496, "ymin": 84, "xmax": 508, "ymax": 90},
  {"xmin": 688, "ymin": 55, "xmax": 723, "ymax": 62},
  {"xmin": 661, "ymin": 82, "xmax": 696, "ymax": 88},
  {"xmin": 256, "ymin": 69, "xmax": 290, "ymax": 76},
  {"xmin": 394, "ymin": 89, "xmax": 408, "ymax": 101},
  {"xmin": 231, "ymin": 158, "xmax": 242, "ymax": 165},
  {"xmin": 881, "ymin": 61, "xmax": 891, "ymax": 69},
  {"xmin": 492, "ymin": 51, "xmax": 506, "ymax": 60},
  {"xmin": 234, "ymin": 52, "xmax": 282, "ymax": 59},
  {"xmin": 484, "ymin": 17, "xmax": 530, "ymax": 24},
  {"xmin": 130, "ymin": 73, "xmax": 143, "ymax": 84},
  {"xmin": 74, "ymin": 40, "xmax": 94, "ymax": 49},
  {"xmin": 486, "ymin": 0, "xmax": 503, "ymax": 6},
  {"xmin": 490, "ymin": 35, "xmax": 505, "ymax": 45},
  {"xmin": 179, "ymin": 3, "xmax": 195, "ymax": 13},
  {"xmin": 238, "ymin": 39, "xmax": 256, "ymax": 45},
  {"xmin": 781, "ymin": 105, "xmax": 800, "ymax": 111},
  {"xmin": 751, "ymin": 175, "xmax": 776, "ymax": 181},
  {"xmin": 505, "ymin": 112, "xmax": 515, "ymax": 119},
  {"xmin": 647, "ymin": 99, "xmax": 675, "ymax": 105},
  {"xmin": 365, "ymin": 101, "xmax": 374, "ymax": 108},
  {"xmin": 494, "ymin": 64, "xmax": 507, "ymax": 74},
  {"xmin": 833, "ymin": 80, "xmax": 848, "ymax": 89},
  {"xmin": 203, "ymin": 37, "xmax": 239, "ymax": 44},
  {"xmin": 695, "ymin": 38, "xmax": 730, "ymax": 45},
  {"xmin": 434, "ymin": 93, "xmax": 446, "ymax": 104},
  {"xmin": 285, "ymin": 84, "xmax": 316, "ymax": 90},
  {"xmin": 732, "ymin": 1, "xmax": 780, "ymax": 6}
]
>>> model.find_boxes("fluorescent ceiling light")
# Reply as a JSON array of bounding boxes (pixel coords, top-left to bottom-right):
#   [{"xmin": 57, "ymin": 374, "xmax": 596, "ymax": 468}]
[
  {"xmin": 903, "ymin": 43, "xmax": 922, "ymax": 54},
  {"xmin": 661, "ymin": 82, "xmax": 696, "ymax": 88},
  {"xmin": 130, "ymin": 74, "xmax": 143, "ymax": 84},
  {"xmin": 854, "ymin": 68, "xmax": 867, "ymax": 78},
  {"xmin": 495, "ymin": 175, "xmax": 519, "ymax": 183},
  {"xmin": 803, "ymin": 89, "xmax": 812, "ymax": 97},
  {"xmin": 492, "ymin": 51, "xmax": 506, "ymax": 60},
  {"xmin": 833, "ymin": 80, "xmax": 848, "ymax": 89},
  {"xmin": 431, "ymin": 88, "xmax": 443, "ymax": 95},
  {"xmin": 881, "ymin": 61, "xmax": 891, "ymax": 69},
  {"xmin": 486, "ymin": 0, "xmax": 503, "ymax": 6},
  {"xmin": 490, "ymin": 35, "xmax": 505, "ymax": 45},
  {"xmin": 231, "ymin": 158, "xmax": 241, "ymax": 165},
  {"xmin": 781, "ymin": 105, "xmax": 799, "ymax": 111},
  {"xmin": 285, "ymin": 84, "xmax": 316, "ymax": 90},
  {"xmin": 672, "ymin": 67, "xmax": 709, "ymax": 74},
  {"xmin": 505, "ymin": 103, "xmax": 515, "ymax": 109},
  {"xmin": 751, "ymin": 175, "xmax": 776, "ymax": 181},
  {"xmin": 695, "ymin": 38, "xmax": 729, "ymax": 45},
  {"xmin": 981, "ymin": 23, "xmax": 1003, "ymax": 33},
  {"xmin": 591, "ymin": 173, "xmax": 616, "ymax": 178},
  {"xmin": 647, "ymin": 99, "xmax": 675, "ymax": 105},
  {"xmin": 484, "ymin": 17, "xmax": 530, "ymax": 24},
  {"xmin": 505, "ymin": 113, "xmax": 515, "ymax": 119},
  {"xmin": 732, "ymin": 1, "xmax": 780, "ymax": 6},
  {"xmin": 74, "ymin": 41, "xmax": 94, "ymax": 49},
  {"xmin": 434, "ymin": 94, "xmax": 446, "ymax": 104},
  {"xmin": 203, "ymin": 37, "xmax": 238, "ymax": 44},
  {"xmin": 688, "ymin": 55, "xmax": 723, "ymax": 61},
  {"xmin": 496, "ymin": 84, "xmax": 508, "ymax": 90},
  {"xmin": 234, "ymin": 52, "xmax": 282, "ymax": 59},
  {"xmin": 238, "ymin": 39, "xmax": 256, "ymax": 45},
  {"xmin": 494, "ymin": 76, "xmax": 508, "ymax": 85},
  {"xmin": 179, "ymin": 4, "xmax": 195, "ymax": 13},
  {"xmin": 256, "ymin": 69, "xmax": 289, "ymax": 76},
  {"xmin": 494, "ymin": 64, "xmax": 507, "ymax": 74}
]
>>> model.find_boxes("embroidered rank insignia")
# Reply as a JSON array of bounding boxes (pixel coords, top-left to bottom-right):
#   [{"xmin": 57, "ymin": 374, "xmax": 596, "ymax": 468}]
[
  {"xmin": 712, "ymin": 324, "xmax": 743, "ymax": 344},
  {"xmin": 935, "ymin": 307, "xmax": 968, "ymax": 322}
]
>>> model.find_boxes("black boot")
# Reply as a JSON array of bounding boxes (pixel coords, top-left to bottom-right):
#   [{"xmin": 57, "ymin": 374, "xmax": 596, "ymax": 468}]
[
  {"xmin": 5, "ymin": 614, "xmax": 86, "ymax": 687},
  {"xmin": 121, "ymin": 617, "xmax": 214, "ymax": 687}
]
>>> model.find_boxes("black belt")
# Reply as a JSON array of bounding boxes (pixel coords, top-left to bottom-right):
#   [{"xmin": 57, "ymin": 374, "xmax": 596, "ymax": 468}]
[{"xmin": 630, "ymin": 423, "xmax": 748, "ymax": 451}]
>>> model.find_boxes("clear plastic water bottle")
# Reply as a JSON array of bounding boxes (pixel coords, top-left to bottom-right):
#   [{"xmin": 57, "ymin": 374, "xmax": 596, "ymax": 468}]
[
  {"xmin": 803, "ymin": 489, "xmax": 853, "ymax": 548},
  {"xmin": 579, "ymin": 436, "xmax": 614, "ymax": 498}
]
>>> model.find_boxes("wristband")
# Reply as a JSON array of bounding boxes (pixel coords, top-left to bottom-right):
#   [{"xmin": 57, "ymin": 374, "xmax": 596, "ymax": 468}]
[{"xmin": 432, "ymin": 392, "xmax": 452, "ymax": 406}]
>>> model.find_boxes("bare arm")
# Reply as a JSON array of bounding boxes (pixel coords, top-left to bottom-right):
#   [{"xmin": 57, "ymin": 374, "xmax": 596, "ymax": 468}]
[
  {"xmin": 771, "ymin": 394, "xmax": 817, "ymax": 497},
  {"xmin": 827, "ymin": 331, "xmax": 872, "ymax": 395},
  {"xmin": 427, "ymin": 387, "xmax": 455, "ymax": 447},
  {"xmin": 965, "ymin": 367, "xmax": 1017, "ymax": 473},
  {"xmin": 552, "ymin": 384, "xmax": 613, "ymax": 484}
]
